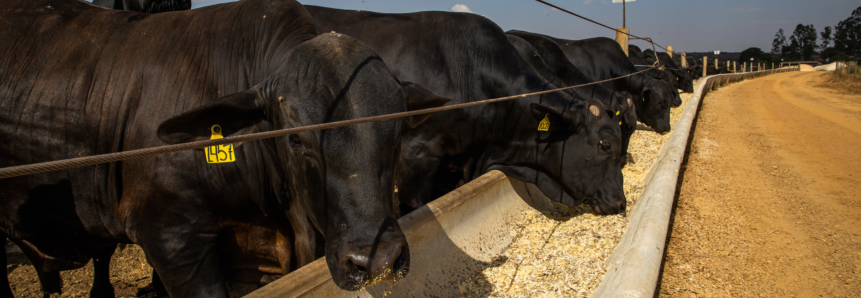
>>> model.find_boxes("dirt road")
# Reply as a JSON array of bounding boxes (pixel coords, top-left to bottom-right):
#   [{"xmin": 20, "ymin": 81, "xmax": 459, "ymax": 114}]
[{"xmin": 659, "ymin": 71, "xmax": 861, "ymax": 297}]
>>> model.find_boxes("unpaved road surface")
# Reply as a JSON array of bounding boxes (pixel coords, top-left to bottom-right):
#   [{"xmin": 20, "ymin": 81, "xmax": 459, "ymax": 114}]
[{"xmin": 659, "ymin": 71, "xmax": 861, "ymax": 297}]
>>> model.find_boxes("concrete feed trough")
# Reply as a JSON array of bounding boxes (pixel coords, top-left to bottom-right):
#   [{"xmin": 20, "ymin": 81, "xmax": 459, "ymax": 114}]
[{"xmin": 248, "ymin": 171, "xmax": 558, "ymax": 298}]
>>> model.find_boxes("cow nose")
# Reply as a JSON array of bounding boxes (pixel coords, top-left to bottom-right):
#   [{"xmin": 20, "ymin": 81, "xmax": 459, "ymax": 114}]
[
  {"xmin": 593, "ymin": 199, "xmax": 627, "ymax": 215},
  {"xmin": 617, "ymin": 200, "xmax": 627, "ymax": 215},
  {"xmin": 344, "ymin": 240, "xmax": 409, "ymax": 285}
]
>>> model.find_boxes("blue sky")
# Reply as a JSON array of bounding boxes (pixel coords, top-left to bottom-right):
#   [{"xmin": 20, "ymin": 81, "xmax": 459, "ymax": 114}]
[{"xmin": 190, "ymin": 0, "xmax": 860, "ymax": 52}]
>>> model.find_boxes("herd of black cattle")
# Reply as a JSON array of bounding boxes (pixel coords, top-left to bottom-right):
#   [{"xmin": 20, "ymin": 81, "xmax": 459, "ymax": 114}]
[{"xmin": 0, "ymin": 0, "xmax": 708, "ymax": 297}]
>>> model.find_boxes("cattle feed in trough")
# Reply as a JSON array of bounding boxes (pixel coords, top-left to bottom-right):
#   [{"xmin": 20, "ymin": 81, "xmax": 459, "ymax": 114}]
[{"xmin": 0, "ymin": 0, "xmax": 451, "ymax": 297}]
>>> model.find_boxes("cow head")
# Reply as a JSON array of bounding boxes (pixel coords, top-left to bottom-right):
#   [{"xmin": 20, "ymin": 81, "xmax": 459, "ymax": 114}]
[
  {"xmin": 676, "ymin": 71, "xmax": 695, "ymax": 93},
  {"xmin": 492, "ymin": 99, "xmax": 626, "ymax": 215},
  {"xmin": 669, "ymin": 83, "xmax": 683, "ymax": 107},
  {"xmin": 614, "ymin": 91, "xmax": 638, "ymax": 129},
  {"xmin": 636, "ymin": 79, "xmax": 673, "ymax": 134},
  {"xmin": 156, "ymin": 33, "xmax": 449, "ymax": 290}
]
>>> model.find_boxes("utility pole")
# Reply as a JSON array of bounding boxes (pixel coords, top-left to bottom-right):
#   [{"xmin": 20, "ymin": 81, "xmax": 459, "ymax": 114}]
[{"xmin": 613, "ymin": 0, "xmax": 633, "ymax": 56}]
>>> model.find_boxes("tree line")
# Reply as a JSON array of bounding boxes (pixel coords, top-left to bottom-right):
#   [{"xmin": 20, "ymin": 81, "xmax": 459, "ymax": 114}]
[{"xmin": 771, "ymin": 6, "xmax": 860, "ymax": 62}]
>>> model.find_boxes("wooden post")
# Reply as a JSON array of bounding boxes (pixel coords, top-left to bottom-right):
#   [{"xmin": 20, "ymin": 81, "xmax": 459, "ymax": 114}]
[
  {"xmin": 733, "ymin": 61, "xmax": 737, "ymax": 73},
  {"xmin": 703, "ymin": 56, "xmax": 707, "ymax": 78},
  {"xmin": 743, "ymin": 62, "xmax": 746, "ymax": 72},
  {"xmin": 616, "ymin": 27, "xmax": 630, "ymax": 56},
  {"xmin": 680, "ymin": 53, "xmax": 687, "ymax": 68},
  {"xmin": 715, "ymin": 58, "xmax": 719, "ymax": 69},
  {"xmin": 667, "ymin": 46, "xmax": 673, "ymax": 58},
  {"xmin": 772, "ymin": 63, "xmax": 775, "ymax": 70}
]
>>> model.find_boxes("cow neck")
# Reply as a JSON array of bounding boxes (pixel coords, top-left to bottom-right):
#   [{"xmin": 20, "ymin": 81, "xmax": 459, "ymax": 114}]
[
  {"xmin": 481, "ymin": 78, "xmax": 576, "ymax": 168},
  {"xmin": 193, "ymin": 0, "xmax": 320, "ymax": 95}
]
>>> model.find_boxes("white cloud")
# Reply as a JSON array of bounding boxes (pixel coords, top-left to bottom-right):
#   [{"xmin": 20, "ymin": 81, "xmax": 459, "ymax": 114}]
[
  {"xmin": 451, "ymin": 4, "xmax": 474, "ymax": 13},
  {"xmin": 583, "ymin": 0, "xmax": 594, "ymax": 4}
]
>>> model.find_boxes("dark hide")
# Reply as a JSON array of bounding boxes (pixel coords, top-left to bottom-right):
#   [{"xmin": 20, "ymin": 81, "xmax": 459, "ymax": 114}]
[
  {"xmin": 505, "ymin": 32, "xmax": 639, "ymax": 167},
  {"xmin": 92, "ymin": 0, "xmax": 190, "ymax": 13},
  {"xmin": 35, "ymin": 0, "xmax": 193, "ymax": 296},
  {"xmin": 305, "ymin": 6, "xmax": 627, "ymax": 216},
  {"xmin": 0, "ymin": 0, "xmax": 450, "ymax": 295},
  {"xmin": 642, "ymin": 49, "xmax": 695, "ymax": 93},
  {"xmin": 542, "ymin": 36, "xmax": 674, "ymax": 135},
  {"xmin": 628, "ymin": 45, "xmax": 683, "ymax": 107}
]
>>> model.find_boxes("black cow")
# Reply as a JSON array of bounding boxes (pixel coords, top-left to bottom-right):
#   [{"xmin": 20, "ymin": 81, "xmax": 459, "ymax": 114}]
[
  {"xmin": 628, "ymin": 45, "xmax": 683, "ymax": 107},
  {"xmin": 642, "ymin": 49, "xmax": 695, "ymax": 93},
  {"xmin": 21, "ymin": 2, "xmax": 197, "ymax": 297},
  {"xmin": 0, "ymin": 0, "xmax": 451, "ymax": 297},
  {"xmin": 505, "ymin": 33, "xmax": 639, "ymax": 167},
  {"xmin": 505, "ymin": 34, "xmax": 636, "ymax": 125},
  {"xmin": 304, "ymin": 6, "xmax": 628, "ymax": 215},
  {"xmin": 540, "ymin": 36, "xmax": 675, "ymax": 135},
  {"xmin": 92, "ymin": 0, "xmax": 190, "ymax": 13}
]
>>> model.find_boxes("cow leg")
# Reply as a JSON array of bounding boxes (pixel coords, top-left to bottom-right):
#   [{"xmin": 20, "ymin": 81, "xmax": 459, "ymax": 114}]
[
  {"xmin": 620, "ymin": 121, "xmax": 635, "ymax": 168},
  {"xmin": 1, "ymin": 237, "xmax": 13, "ymax": 298},
  {"xmin": 89, "ymin": 245, "xmax": 116, "ymax": 298},
  {"xmin": 134, "ymin": 268, "xmax": 167, "ymax": 298},
  {"xmin": 33, "ymin": 270, "xmax": 62, "ymax": 297},
  {"xmin": 137, "ymin": 232, "xmax": 228, "ymax": 298},
  {"xmin": 147, "ymin": 269, "xmax": 168, "ymax": 297}
]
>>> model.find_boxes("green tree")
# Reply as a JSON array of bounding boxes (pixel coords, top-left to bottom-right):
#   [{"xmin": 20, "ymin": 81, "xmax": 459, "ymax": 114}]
[
  {"xmin": 834, "ymin": 6, "xmax": 861, "ymax": 56},
  {"xmin": 739, "ymin": 47, "xmax": 770, "ymax": 63},
  {"xmin": 789, "ymin": 24, "xmax": 817, "ymax": 60},
  {"xmin": 771, "ymin": 28, "xmax": 787, "ymax": 56},
  {"xmin": 786, "ymin": 34, "xmax": 801, "ymax": 60},
  {"xmin": 820, "ymin": 26, "xmax": 833, "ymax": 51}
]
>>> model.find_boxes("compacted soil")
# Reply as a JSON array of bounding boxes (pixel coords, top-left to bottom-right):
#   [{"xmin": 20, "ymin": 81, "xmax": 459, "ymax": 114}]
[{"xmin": 659, "ymin": 71, "xmax": 861, "ymax": 297}]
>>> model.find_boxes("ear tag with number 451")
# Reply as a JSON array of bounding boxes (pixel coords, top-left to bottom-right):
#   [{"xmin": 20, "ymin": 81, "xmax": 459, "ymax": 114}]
[
  {"xmin": 205, "ymin": 125, "xmax": 236, "ymax": 164},
  {"xmin": 538, "ymin": 114, "xmax": 550, "ymax": 131}
]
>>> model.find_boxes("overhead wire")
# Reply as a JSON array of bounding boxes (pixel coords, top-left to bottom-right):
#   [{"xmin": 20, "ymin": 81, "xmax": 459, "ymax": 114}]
[{"xmin": 0, "ymin": 67, "xmax": 658, "ymax": 179}]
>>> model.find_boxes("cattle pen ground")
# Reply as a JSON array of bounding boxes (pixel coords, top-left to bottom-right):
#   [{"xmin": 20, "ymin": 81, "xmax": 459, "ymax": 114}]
[
  {"xmin": 659, "ymin": 71, "xmax": 861, "ymax": 297},
  {"xmin": 6, "ymin": 71, "xmax": 860, "ymax": 297}
]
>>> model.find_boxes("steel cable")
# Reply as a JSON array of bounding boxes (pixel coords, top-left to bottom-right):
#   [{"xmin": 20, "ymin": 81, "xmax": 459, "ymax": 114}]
[{"xmin": 0, "ymin": 67, "xmax": 657, "ymax": 179}]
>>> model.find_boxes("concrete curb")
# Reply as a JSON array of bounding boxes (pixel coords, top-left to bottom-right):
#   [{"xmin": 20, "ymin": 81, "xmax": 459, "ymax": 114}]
[{"xmin": 591, "ymin": 67, "xmax": 798, "ymax": 298}]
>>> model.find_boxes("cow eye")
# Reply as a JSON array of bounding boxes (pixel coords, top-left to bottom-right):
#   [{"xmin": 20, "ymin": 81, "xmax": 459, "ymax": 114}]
[
  {"xmin": 289, "ymin": 134, "xmax": 303, "ymax": 147},
  {"xmin": 598, "ymin": 140, "xmax": 613, "ymax": 155}
]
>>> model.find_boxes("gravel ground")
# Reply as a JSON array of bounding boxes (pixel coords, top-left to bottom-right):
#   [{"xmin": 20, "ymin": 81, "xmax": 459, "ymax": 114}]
[
  {"xmin": 461, "ymin": 89, "xmax": 696, "ymax": 298},
  {"xmin": 6, "ymin": 243, "xmax": 152, "ymax": 298},
  {"xmin": 659, "ymin": 72, "xmax": 861, "ymax": 297}
]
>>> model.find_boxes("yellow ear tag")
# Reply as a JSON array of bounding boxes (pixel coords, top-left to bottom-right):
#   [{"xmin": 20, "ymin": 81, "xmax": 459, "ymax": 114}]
[
  {"xmin": 538, "ymin": 114, "xmax": 550, "ymax": 131},
  {"xmin": 205, "ymin": 125, "xmax": 236, "ymax": 164},
  {"xmin": 619, "ymin": 121, "xmax": 622, "ymax": 125},
  {"xmin": 615, "ymin": 111, "xmax": 620, "ymax": 116}
]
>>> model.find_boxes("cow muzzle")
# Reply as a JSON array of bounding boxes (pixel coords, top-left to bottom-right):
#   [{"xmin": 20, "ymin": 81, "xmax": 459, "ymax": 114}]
[
  {"xmin": 337, "ymin": 233, "xmax": 410, "ymax": 290},
  {"xmin": 588, "ymin": 197, "xmax": 627, "ymax": 215}
]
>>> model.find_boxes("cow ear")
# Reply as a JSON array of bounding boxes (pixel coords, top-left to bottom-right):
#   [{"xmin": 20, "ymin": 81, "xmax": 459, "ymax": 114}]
[
  {"xmin": 401, "ymin": 82, "xmax": 452, "ymax": 128},
  {"xmin": 530, "ymin": 103, "xmax": 570, "ymax": 131},
  {"xmin": 640, "ymin": 86, "xmax": 652, "ymax": 103},
  {"xmin": 157, "ymin": 89, "xmax": 266, "ymax": 144},
  {"xmin": 624, "ymin": 97, "xmax": 638, "ymax": 127}
]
